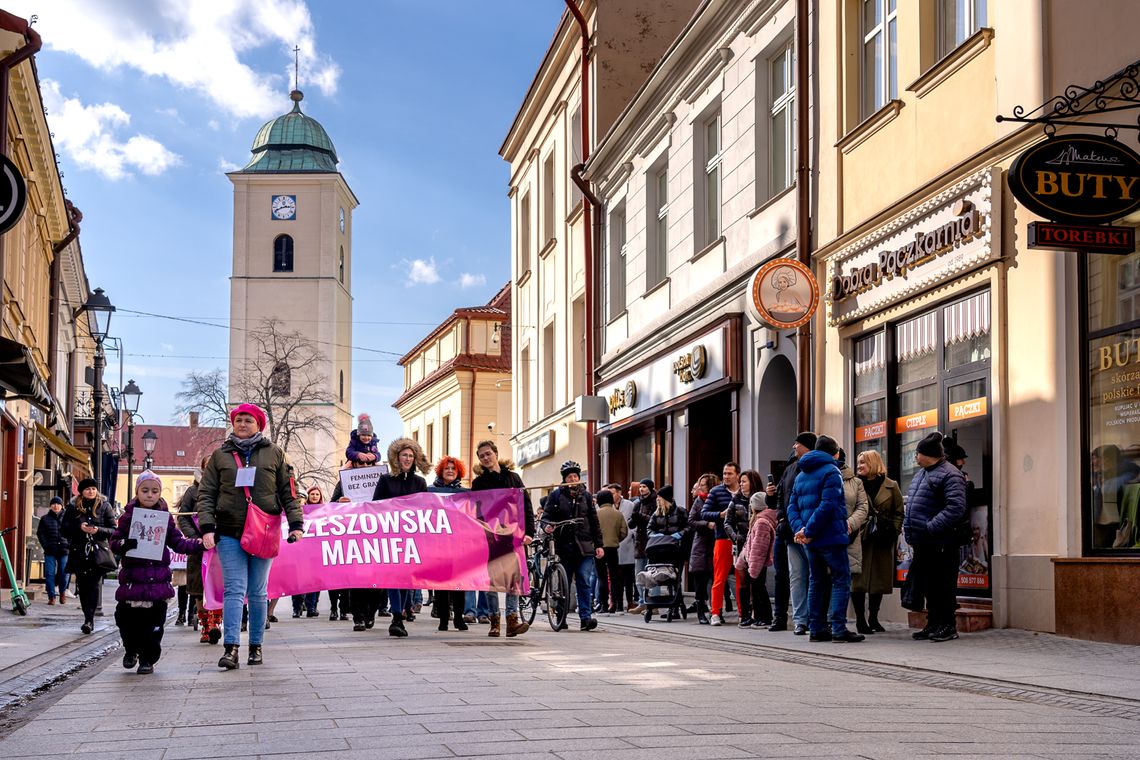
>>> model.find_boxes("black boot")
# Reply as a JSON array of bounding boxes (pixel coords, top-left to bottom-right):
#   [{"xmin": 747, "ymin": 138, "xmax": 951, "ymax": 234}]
[
  {"xmin": 436, "ymin": 594, "xmax": 450, "ymax": 631},
  {"xmin": 389, "ymin": 611, "xmax": 408, "ymax": 638},
  {"xmin": 852, "ymin": 591, "xmax": 872, "ymax": 634},
  {"xmin": 697, "ymin": 601, "xmax": 711, "ymax": 625},
  {"xmin": 247, "ymin": 645, "xmax": 263, "ymax": 665},
  {"xmin": 218, "ymin": 644, "xmax": 240, "ymax": 670},
  {"xmin": 869, "ymin": 593, "xmax": 886, "ymax": 633}
]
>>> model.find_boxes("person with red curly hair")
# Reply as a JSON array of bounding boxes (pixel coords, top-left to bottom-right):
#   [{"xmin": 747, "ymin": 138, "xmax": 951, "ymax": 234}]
[{"xmin": 428, "ymin": 456, "xmax": 469, "ymax": 631}]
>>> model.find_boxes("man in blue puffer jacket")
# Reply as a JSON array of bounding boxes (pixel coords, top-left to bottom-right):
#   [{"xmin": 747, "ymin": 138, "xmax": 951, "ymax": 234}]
[
  {"xmin": 787, "ymin": 435, "xmax": 864, "ymax": 643},
  {"xmin": 904, "ymin": 432, "xmax": 967, "ymax": 643}
]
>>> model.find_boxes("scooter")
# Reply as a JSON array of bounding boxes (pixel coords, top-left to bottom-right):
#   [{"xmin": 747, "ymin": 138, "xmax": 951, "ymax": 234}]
[{"xmin": 0, "ymin": 526, "xmax": 30, "ymax": 615}]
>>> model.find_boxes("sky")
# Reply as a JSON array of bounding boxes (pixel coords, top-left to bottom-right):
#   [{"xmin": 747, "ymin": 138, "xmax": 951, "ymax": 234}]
[{"xmin": 10, "ymin": 0, "xmax": 559, "ymax": 439}]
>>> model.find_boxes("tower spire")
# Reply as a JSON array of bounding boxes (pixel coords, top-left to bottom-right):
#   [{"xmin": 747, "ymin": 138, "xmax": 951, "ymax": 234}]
[{"xmin": 290, "ymin": 45, "xmax": 303, "ymax": 111}]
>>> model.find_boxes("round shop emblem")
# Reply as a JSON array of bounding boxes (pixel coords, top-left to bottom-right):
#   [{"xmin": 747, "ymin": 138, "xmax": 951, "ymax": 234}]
[
  {"xmin": 750, "ymin": 258, "xmax": 819, "ymax": 329},
  {"xmin": 1008, "ymin": 134, "xmax": 1140, "ymax": 224},
  {"xmin": 623, "ymin": 380, "xmax": 637, "ymax": 409},
  {"xmin": 688, "ymin": 345, "xmax": 707, "ymax": 380},
  {"xmin": 0, "ymin": 153, "xmax": 28, "ymax": 235}
]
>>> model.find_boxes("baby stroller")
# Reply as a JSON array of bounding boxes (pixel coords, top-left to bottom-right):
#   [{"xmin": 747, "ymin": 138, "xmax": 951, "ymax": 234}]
[{"xmin": 637, "ymin": 533, "xmax": 687, "ymax": 623}]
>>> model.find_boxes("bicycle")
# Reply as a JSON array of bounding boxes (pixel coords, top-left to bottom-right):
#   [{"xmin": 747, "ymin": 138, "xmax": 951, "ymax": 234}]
[
  {"xmin": 0, "ymin": 526, "xmax": 30, "ymax": 615},
  {"xmin": 519, "ymin": 518, "xmax": 580, "ymax": 631}
]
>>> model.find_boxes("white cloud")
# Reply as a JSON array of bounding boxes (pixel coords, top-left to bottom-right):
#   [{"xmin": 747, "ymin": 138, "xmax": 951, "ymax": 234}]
[
  {"xmin": 407, "ymin": 258, "xmax": 440, "ymax": 286},
  {"xmin": 42, "ymin": 80, "xmax": 181, "ymax": 180},
  {"xmin": 208, "ymin": 119, "xmax": 221, "ymax": 131},
  {"xmin": 155, "ymin": 106, "xmax": 182, "ymax": 122},
  {"xmin": 459, "ymin": 273, "xmax": 486, "ymax": 288},
  {"xmin": 11, "ymin": 0, "xmax": 340, "ymax": 121},
  {"xmin": 219, "ymin": 157, "xmax": 242, "ymax": 173}
]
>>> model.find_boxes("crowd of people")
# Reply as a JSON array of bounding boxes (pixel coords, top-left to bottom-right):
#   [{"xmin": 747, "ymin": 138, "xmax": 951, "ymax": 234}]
[{"xmin": 40, "ymin": 402, "xmax": 969, "ymax": 675}]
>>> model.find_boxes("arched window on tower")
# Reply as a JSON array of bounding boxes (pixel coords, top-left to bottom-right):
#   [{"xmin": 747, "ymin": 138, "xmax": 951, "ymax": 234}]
[
  {"xmin": 338, "ymin": 246, "xmax": 345, "ymax": 283},
  {"xmin": 271, "ymin": 361, "xmax": 291, "ymax": 397},
  {"xmin": 273, "ymin": 234, "xmax": 294, "ymax": 272}
]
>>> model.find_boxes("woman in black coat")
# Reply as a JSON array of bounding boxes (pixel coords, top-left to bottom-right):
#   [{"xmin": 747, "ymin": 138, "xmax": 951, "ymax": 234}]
[
  {"xmin": 687, "ymin": 474, "xmax": 719, "ymax": 624},
  {"xmin": 63, "ymin": 478, "xmax": 117, "ymax": 634}
]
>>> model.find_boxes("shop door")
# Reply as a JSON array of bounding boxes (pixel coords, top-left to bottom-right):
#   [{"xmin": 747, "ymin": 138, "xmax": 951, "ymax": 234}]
[{"xmin": 946, "ymin": 374, "xmax": 993, "ymax": 595}]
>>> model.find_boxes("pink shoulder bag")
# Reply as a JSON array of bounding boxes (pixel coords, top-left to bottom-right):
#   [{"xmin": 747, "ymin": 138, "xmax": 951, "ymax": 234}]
[{"xmin": 232, "ymin": 452, "xmax": 282, "ymax": 559}]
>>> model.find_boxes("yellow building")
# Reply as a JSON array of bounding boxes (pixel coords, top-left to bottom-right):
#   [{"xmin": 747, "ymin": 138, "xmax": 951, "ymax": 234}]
[
  {"xmin": 394, "ymin": 284, "xmax": 513, "ymax": 480},
  {"xmin": 812, "ymin": 0, "xmax": 1140, "ymax": 643}
]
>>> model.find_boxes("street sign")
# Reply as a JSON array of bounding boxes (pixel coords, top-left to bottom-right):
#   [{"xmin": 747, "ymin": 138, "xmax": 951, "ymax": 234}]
[
  {"xmin": 0, "ymin": 153, "xmax": 27, "ymax": 235},
  {"xmin": 1027, "ymin": 221, "xmax": 1136, "ymax": 254},
  {"xmin": 1008, "ymin": 134, "xmax": 1140, "ymax": 224}
]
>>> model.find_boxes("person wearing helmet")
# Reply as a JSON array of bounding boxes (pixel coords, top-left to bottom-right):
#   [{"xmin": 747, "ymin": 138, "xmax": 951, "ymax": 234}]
[{"xmin": 542, "ymin": 461, "xmax": 604, "ymax": 631}]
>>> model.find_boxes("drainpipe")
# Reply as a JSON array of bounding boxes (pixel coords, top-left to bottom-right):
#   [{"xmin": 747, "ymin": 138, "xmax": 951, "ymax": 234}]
[
  {"xmin": 794, "ymin": 0, "xmax": 812, "ymax": 432},
  {"xmin": 49, "ymin": 201, "xmax": 82, "ymax": 421},
  {"xmin": 564, "ymin": 0, "xmax": 598, "ymax": 487},
  {"xmin": 0, "ymin": 11, "xmax": 41, "ymax": 298}
]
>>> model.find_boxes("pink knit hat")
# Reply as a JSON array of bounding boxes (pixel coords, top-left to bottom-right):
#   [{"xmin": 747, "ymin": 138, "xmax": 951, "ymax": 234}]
[
  {"xmin": 230, "ymin": 403, "xmax": 267, "ymax": 431},
  {"xmin": 136, "ymin": 470, "xmax": 162, "ymax": 491}
]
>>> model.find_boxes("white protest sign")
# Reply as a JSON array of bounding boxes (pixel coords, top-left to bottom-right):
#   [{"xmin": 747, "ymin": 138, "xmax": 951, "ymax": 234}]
[
  {"xmin": 170, "ymin": 552, "xmax": 188, "ymax": 570},
  {"xmin": 339, "ymin": 464, "xmax": 388, "ymax": 502},
  {"xmin": 126, "ymin": 507, "xmax": 168, "ymax": 561}
]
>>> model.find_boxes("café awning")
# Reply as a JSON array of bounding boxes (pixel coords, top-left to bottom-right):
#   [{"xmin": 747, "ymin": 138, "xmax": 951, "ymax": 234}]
[
  {"xmin": 0, "ymin": 335, "xmax": 53, "ymax": 411},
  {"xmin": 35, "ymin": 422, "xmax": 88, "ymax": 466}
]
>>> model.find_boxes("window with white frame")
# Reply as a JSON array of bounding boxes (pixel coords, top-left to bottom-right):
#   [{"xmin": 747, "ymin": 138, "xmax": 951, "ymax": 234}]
[
  {"xmin": 770, "ymin": 43, "xmax": 795, "ymax": 196},
  {"xmin": 647, "ymin": 164, "xmax": 668, "ymax": 289},
  {"xmin": 570, "ymin": 106, "xmax": 583, "ymax": 207},
  {"xmin": 938, "ymin": 0, "xmax": 987, "ymax": 59},
  {"xmin": 518, "ymin": 191, "xmax": 531, "ymax": 277},
  {"xmin": 862, "ymin": 0, "xmax": 898, "ymax": 119},
  {"xmin": 700, "ymin": 112, "xmax": 722, "ymax": 247},
  {"xmin": 542, "ymin": 152, "xmax": 555, "ymax": 245},
  {"xmin": 608, "ymin": 204, "xmax": 627, "ymax": 319}
]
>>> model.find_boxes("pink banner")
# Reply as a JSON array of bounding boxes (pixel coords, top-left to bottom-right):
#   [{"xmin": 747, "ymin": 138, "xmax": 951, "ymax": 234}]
[{"xmin": 202, "ymin": 488, "xmax": 529, "ymax": 609}]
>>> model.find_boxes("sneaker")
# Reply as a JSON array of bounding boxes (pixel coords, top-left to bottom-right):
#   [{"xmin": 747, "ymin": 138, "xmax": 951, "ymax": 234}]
[
  {"xmin": 339, "ymin": 614, "xmax": 349, "ymax": 621},
  {"xmin": 136, "ymin": 661, "xmax": 154, "ymax": 675},
  {"xmin": 912, "ymin": 626, "xmax": 934, "ymax": 640},
  {"xmin": 793, "ymin": 624, "xmax": 808, "ymax": 635},
  {"xmin": 122, "ymin": 652, "xmax": 138, "ymax": 669},
  {"xmin": 808, "ymin": 631, "xmax": 832, "ymax": 642},
  {"xmin": 330, "ymin": 612, "xmax": 339, "ymax": 621},
  {"xmin": 831, "ymin": 629, "xmax": 866, "ymax": 643},
  {"xmin": 306, "ymin": 611, "xmax": 319, "ymax": 618},
  {"xmin": 929, "ymin": 626, "xmax": 959, "ymax": 643},
  {"xmin": 580, "ymin": 618, "xmax": 598, "ymax": 631},
  {"xmin": 463, "ymin": 613, "xmax": 477, "ymax": 624},
  {"xmin": 477, "ymin": 615, "xmax": 490, "ymax": 624},
  {"xmin": 710, "ymin": 614, "xmax": 724, "ymax": 627},
  {"xmin": 80, "ymin": 622, "xmax": 93, "ymax": 635},
  {"xmin": 364, "ymin": 619, "xmax": 375, "ymax": 630},
  {"xmin": 738, "ymin": 618, "xmax": 753, "ymax": 629},
  {"xmin": 630, "ymin": 605, "xmax": 646, "ymax": 615},
  {"xmin": 353, "ymin": 622, "xmax": 366, "ymax": 632},
  {"xmin": 768, "ymin": 621, "xmax": 787, "ymax": 632}
]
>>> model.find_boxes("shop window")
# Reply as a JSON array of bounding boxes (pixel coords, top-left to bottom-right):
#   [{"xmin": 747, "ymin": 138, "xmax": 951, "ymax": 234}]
[
  {"xmin": 938, "ymin": 0, "xmax": 987, "ymax": 59},
  {"xmin": 944, "ymin": 290, "xmax": 992, "ymax": 369},
  {"xmin": 1085, "ymin": 246, "xmax": 1140, "ymax": 553},
  {"xmin": 896, "ymin": 311, "xmax": 938, "ymax": 385},
  {"xmin": 853, "ymin": 331, "xmax": 887, "ymax": 462}
]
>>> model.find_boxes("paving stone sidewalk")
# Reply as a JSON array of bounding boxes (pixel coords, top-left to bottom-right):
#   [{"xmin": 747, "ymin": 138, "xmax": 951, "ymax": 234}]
[{"xmin": 1, "ymin": 604, "xmax": 1138, "ymax": 759}]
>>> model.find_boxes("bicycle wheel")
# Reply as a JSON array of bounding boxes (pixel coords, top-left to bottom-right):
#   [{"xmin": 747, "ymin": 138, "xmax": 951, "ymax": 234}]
[
  {"xmin": 545, "ymin": 562, "xmax": 570, "ymax": 631},
  {"xmin": 13, "ymin": 595, "xmax": 28, "ymax": 616},
  {"xmin": 523, "ymin": 578, "xmax": 541, "ymax": 626}
]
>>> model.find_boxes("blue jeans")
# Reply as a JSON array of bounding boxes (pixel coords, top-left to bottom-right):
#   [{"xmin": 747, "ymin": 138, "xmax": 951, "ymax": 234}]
[
  {"xmin": 786, "ymin": 541, "xmax": 810, "ymax": 626},
  {"xmin": 568, "ymin": 555, "xmax": 598, "ymax": 620},
  {"xmin": 389, "ymin": 589, "xmax": 412, "ymax": 616},
  {"xmin": 464, "ymin": 591, "xmax": 489, "ymax": 617},
  {"xmin": 486, "ymin": 592, "xmax": 519, "ymax": 615},
  {"xmin": 216, "ymin": 535, "xmax": 273, "ymax": 646},
  {"xmin": 43, "ymin": 553, "xmax": 67, "ymax": 600},
  {"xmin": 805, "ymin": 543, "xmax": 852, "ymax": 635}
]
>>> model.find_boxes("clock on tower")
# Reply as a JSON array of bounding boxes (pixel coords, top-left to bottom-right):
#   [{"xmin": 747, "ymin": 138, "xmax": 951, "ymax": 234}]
[{"xmin": 271, "ymin": 194, "xmax": 297, "ymax": 220}]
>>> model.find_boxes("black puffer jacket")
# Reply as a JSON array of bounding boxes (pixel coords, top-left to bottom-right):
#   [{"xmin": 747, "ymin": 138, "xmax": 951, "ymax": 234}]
[
  {"xmin": 373, "ymin": 469, "xmax": 427, "ymax": 500},
  {"xmin": 628, "ymin": 492, "xmax": 655, "ymax": 558},
  {"xmin": 62, "ymin": 495, "xmax": 116, "ymax": 572},
  {"xmin": 37, "ymin": 509, "xmax": 69, "ymax": 555},
  {"xmin": 903, "ymin": 458, "xmax": 967, "ymax": 546},
  {"xmin": 472, "ymin": 460, "xmax": 536, "ymax": 538},
  {"xmin": 177, "ymin": 482, "xmax": 204, "ymax": 598},
  {"xmin": 542, "ymin": 485, "xmax": 602, "ymax": 558},
  {"xmin": 721, "ymin": 491, "xmax": 751, "ymax": 548},
  {"xmin": 766, "ymin": 456, "xmax": 800, "ymax": 541},
  {"xmin": 647, "ymin": 503, "xmax": 689, "ymax": 535}
]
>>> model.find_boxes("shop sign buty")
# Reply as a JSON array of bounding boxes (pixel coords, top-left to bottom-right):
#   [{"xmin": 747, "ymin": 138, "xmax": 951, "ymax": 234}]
[
  {"xmin": 831, "ymin": 201, "xmax": 981, "ymax": 302},
  {"xmin": 1009, "ymin": 135, "xmax": 1140, "ymax": 224}
]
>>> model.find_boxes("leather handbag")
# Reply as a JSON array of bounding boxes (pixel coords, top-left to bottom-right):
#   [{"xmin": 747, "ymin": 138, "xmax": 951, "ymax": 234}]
[
  {"xmin": 232, "ymin": 452, "xmax": 282, "ymax": 559},
  {"xmin": 87, "ymin": 538, "xmax": 119, "ymax": 573}
]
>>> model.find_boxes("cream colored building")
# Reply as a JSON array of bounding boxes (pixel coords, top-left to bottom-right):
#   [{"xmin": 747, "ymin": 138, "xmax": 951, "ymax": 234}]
[
  {"xmin": 812, "ymin": 0, "xmax": 1140, "ymax": 643},
  {"xmin": 227, "ymin": 90, "xmax": 355, "ymax": 485},
  {"xmin": 394, "ymin": 285, "xmax": 512, "ymax": 477},
  {"xmin": 500, "ymin": 0, "xmax": 702, "ymax": 489},
  {"xmin": 585, "ymin": 0, "xmax": 802, "ymax": 490}
]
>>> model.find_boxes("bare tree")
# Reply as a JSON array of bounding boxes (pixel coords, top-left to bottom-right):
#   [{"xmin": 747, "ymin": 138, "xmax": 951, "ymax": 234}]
[{"xmin": 175, "ymin": 319, "xmax": 338, "ymax": 487}]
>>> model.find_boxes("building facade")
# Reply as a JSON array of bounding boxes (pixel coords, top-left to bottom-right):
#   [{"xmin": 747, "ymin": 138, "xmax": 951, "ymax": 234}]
[
  {"xmin": 227, "ymin": 89, "xmax": 356, "ymax": 486},
  {"xmin": 500, "ymin": 0, "xmax": 702, "ymax": 489},
  {"xmin": 394, "ymin": 285, "xmax": 512, "ymax": 477},
  {"xmin": 812, "ymin": 0, "xmax": 1140, "ymax": 643},
  {"xmin": 585, "ymin": 0, "xmax": 802, "ymax": 492}
]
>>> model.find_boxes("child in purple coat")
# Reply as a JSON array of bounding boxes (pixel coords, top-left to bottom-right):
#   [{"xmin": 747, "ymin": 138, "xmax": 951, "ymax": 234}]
[
  {"xmin": 110, "ymin": 471, "xmax": 202, "ymax": 674},
  {"xmin": 345, "ymin": 413, "xmax": 380, "ymax": 464}
]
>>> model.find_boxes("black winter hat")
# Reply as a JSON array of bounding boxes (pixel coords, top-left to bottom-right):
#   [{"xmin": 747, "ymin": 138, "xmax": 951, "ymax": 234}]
[
  {"xmin": 78, "ymin": 477, "xmax": 98, "ymax": 492},
  {"xmin": 917, "ymin": 432, "xmax": 945, "ymax": 458},
  {"xmin": 639, "ymin": 478, "xmax": 655, "ymax": 490},
  {"xmin": 49, "ymin": 496, "xmax": 64, "ymax": 506},
  {"xmin": 944, "ymin": 439, "xmax": 968, "ymax": 461},
  {"xmin": 657, "ymin": 485, "xmax": 674, "ymax": 503},
  {"xmin": 795, "ymin": 431, "xmax": 818, "ymax": 450},
  {"xmin": 595, "ymin": 489, "xmax": 614, "ymax": 506}
]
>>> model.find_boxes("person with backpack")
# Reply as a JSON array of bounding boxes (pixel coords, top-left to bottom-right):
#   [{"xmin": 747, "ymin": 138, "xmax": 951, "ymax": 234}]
[{"xmin": 904, "ymin": 432, "xmax": 968, "ymax": 643}]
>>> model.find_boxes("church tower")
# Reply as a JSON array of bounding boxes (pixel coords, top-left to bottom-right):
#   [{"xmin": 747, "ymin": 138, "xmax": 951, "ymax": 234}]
[{"xmin": 227, "ymin": 86, "xmax": 356, "ymax": 482}]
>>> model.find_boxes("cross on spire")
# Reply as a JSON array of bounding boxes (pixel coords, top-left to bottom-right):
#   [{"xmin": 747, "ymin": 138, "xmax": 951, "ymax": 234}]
[{"xmin": 293, "ymin": 45, "xmax": 300, "ymax": 90}]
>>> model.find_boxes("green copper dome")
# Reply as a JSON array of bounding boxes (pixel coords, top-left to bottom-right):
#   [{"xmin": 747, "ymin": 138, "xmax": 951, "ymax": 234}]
[{"xmin": 239, "ymin": 90, "xmax": 338, "ymax": 173}]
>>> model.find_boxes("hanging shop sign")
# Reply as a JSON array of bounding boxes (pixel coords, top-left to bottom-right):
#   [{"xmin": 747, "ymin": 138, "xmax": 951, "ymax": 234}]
[
  {"xmin": 1027, "ymin": 221, "xmax": 1135, "ymax": 255},
  {"xmin": 0, "ymin": 154, "xmax": 28, "ymax": 235},
  {"xmin": 607, "ymin": 381, "xmax": 638, "ymax": 415},
  {"xmin": 750, "ymin": 258, "xmax": 819, "ymax": 329},
  {"xmin": 1008, "ymin": 134, "xmax": 1140, "ymax": 224},
  {"xmin": 515, "ymin": 430, "xmax": 554, "ymax": 468},
  {"xmin": 827, "ymin": 168, "xmax": 1000, "ymax": 326}
]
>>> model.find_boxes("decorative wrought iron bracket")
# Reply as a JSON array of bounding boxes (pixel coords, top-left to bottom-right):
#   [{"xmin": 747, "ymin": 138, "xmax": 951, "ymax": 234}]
[{"xmin": 996, "ymin": 59, "xmax": 1140, "ymax": 142}]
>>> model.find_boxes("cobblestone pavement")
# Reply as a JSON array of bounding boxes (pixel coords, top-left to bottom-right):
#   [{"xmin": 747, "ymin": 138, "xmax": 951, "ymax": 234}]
[{"xmin": 1, "ymin": 605, "xmax": 1139, "ymax": 759}]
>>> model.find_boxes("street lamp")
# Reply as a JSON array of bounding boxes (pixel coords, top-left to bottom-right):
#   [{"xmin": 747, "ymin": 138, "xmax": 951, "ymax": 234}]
[
  {"xmin": 142, "ymin": 428, "xmax": 157, "ymax": 471},
  {"xmin": 120, "ymin": 379, "xmax": 144, "ymax": 494},
  {"xmin": 79, "ymin": 288, "xmax": 115, "ymax": 490}
]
